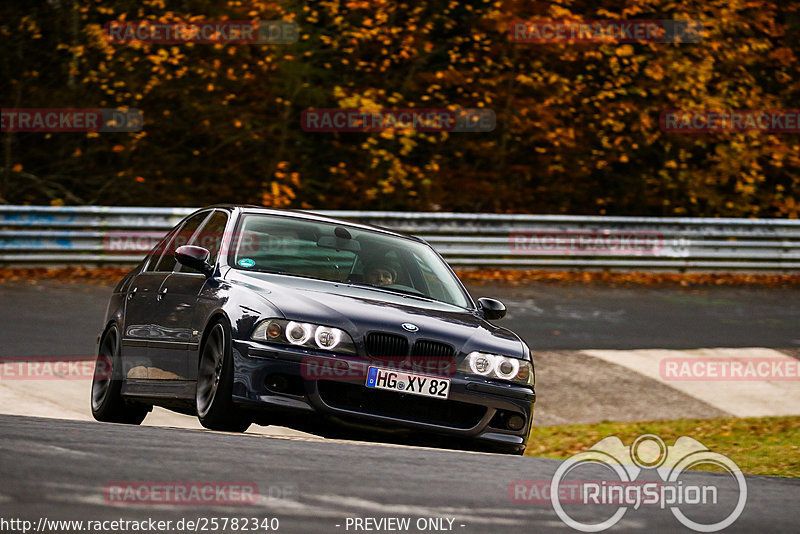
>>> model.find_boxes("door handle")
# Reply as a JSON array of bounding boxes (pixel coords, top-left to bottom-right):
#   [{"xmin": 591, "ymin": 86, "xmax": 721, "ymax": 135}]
[
  {"xmin": 157, "ymin": 286, "xmax": 168, "ymax": 301},
  {"xmin": 127, "ymin": 287, "xmax": 137, "ymax": 300}
]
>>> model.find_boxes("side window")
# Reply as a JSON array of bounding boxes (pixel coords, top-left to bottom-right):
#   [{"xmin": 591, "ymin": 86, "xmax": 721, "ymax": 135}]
[
  {"xmin": 154, "ymin": 211, "xmax": 210, "ymax": 272},
  {"xmin": 144, "ymin": 229, "xmax": 177, "ymax": 272},
  {"xmin": 175, "ymin": 210, "xmax": 229, "ymax": 273},
  {"xmin": 196, "ymin": 211, "xmax": 229, "ymax": 264}
]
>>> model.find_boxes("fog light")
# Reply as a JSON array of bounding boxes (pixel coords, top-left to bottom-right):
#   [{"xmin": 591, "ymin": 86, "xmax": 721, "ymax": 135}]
[
  {"xmin": 507, "ymin": 414, "xmax": 525, "ymax": 431},
  {"xmin": 265, "ymin": 374, "xmax": 289, "ymax": 393}
]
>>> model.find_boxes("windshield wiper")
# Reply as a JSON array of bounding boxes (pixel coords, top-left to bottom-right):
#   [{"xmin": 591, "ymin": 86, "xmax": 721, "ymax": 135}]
[
  {"xmin": 347, "ymin": 282, "xmax": 437, "ymax": 303},
  {"xmin": 250, "ymin": 268, "xmax": 287, "ymax": 275}
]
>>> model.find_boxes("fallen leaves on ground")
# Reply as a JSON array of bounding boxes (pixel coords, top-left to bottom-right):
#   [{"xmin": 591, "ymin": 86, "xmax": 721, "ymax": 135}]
[
  {"xmin": 1, "ymin": 267, "xmax": 799, "ymax": 288},
  {"xmin": 0, "ymin": 267, "xmax": 131, "ymax": 285},
  {"xmin": 455, "ymin": 269, "xmax": 800, "ymax": 288}
]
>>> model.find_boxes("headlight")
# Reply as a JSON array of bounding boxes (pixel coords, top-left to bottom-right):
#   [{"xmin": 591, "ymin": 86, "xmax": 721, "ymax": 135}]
[
  {"xmin": 495, "ymin": 356, "xmax": 519, "ymax": 380},
  {"xmin": 467, "ymin": 352, "xmax": 494, "ymax": 376},
  {"xmin": 252, "ymin": 319, "xmax": 356, "ymax": 354},
  {"xmin": 459, "ymin": 351, "xmax": 533, "ymax": 386},
  {"xmin": 314, "ymin": 326, "xmax": 342, "ymax": 350},
  {"xmin": 286, "ymin": 321, "xmax": 312, "ymax": 345}
]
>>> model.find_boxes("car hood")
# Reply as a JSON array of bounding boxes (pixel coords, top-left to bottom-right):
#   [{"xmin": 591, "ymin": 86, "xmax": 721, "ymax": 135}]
[{"xmin": 226, "ymin": 270, "xmax": 526, "ymax": 359}]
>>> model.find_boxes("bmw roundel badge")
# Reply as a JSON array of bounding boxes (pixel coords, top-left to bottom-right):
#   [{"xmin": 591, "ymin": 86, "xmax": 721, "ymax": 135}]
[{"xmin": 402, "ymin": 323, "xmax": 419, "ymax": 332}]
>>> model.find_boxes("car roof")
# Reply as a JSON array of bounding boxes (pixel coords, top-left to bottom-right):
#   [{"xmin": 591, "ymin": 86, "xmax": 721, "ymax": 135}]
[{"xmin": 203, "ymin": 204, "xmax": 425, "ymax": 242}]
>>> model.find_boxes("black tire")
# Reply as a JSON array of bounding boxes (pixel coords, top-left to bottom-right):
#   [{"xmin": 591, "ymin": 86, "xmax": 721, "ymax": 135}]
[
  {"xmin": 196, "ymin": 320, "xmax": 251, "ymax": 432},
  {"xmin": 91, "ymin": 325, "xmax": 150, "ymax": 424}
]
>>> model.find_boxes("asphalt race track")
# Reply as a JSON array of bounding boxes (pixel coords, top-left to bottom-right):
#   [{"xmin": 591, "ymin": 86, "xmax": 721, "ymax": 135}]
[
  {"xmin": 1, "ymin": 279, "xmax": 799, "ymax": 533},
  {"xmin": 1, "ymin": 414, "xmax": 799, "ymax": 533},
  {"xmin": 3, "ymin": 280, "xmax": 800, "ymax": 357}
]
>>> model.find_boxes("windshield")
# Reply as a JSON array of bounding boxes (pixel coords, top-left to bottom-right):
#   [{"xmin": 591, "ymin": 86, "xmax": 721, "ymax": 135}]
[{"xmin": 231, "ymin": 214, "xmax": 470, "ymax": 308}]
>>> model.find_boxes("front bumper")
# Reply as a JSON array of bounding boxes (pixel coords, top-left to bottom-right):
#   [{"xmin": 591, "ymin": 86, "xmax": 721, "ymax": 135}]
[{"xmin": 231, "ymin": 340, "xmax": 535, "ymax": 450}]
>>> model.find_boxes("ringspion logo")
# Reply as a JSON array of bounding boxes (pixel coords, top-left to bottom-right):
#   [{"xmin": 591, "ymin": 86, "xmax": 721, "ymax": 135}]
[
  {"xmin": 510, "ymin": 480, "xmax": 664, "ymax": 504},
  {"xmin": 550, "ymin": 435, "xmax": 746, "ymax": 532}
]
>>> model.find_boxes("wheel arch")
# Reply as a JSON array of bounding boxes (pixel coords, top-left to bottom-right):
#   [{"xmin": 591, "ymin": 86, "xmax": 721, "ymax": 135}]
[{"xmin": 197, "ymin": 310, "xmax": 233, "ymax": 363}]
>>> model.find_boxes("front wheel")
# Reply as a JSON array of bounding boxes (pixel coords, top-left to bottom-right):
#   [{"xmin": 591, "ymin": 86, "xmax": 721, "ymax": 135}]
[
  {"xmin": 91, "ymin": 325, "xmax": 150, "ymax": 424},
  {"xmin": 196, "ymin": 321, "xmax": 251, "ymax": 432}
]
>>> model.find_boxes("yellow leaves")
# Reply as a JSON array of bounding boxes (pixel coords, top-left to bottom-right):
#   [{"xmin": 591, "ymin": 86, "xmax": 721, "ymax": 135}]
[
  {"xmin": 616, "ymin": 45, "xmax": 633, "ymax": 57},
  {"xmin": 399, "ymin": 136, "xmax": 416, "ymax": 156},
  {"xmin": 516, "ymin": 73, "xmax": 535, "ymax": 85},
  {"xmin": 769, "ymin": 47, "xmax": 795, "ymax": 65},
  {"xmin": 262, "ymin": 181, "xmax": 294, "ymax": 208},
  {"xmin": 645, "ymin": 63, "xmax": 664, "ymax": 81},
  {"xmin": 548, "ymin": 6, "xmax": 574, "ymax": 19}
]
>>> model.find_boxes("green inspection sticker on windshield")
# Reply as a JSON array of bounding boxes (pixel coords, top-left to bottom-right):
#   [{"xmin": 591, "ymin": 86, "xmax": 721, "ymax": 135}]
[{"xmin": 237, "ymin": 258, "xmax": 256, "ymax": 268}]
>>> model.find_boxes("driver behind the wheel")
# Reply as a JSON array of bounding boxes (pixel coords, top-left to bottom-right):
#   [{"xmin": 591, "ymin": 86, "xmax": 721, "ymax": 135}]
[{"xmin": 365, "ymin": 262, "xmax": 397, "ymax": 286}]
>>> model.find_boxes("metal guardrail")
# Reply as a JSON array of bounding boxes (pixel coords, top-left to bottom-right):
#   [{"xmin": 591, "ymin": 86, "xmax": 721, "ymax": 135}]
[{"xmin": 1, "ymin": 206, "xmax": 800, "ymax": 271}]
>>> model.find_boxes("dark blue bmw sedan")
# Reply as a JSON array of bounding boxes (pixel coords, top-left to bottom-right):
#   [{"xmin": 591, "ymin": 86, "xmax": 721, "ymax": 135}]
[{"xmin": 91, "ymin": 206, "xmax": 535, "ymax": 454}]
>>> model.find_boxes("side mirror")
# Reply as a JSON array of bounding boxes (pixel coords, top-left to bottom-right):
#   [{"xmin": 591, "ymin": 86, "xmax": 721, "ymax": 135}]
[
  {"xmin": 477, "ymin": 297, "xmax": 507, "ymax": 320},
  {"xmin": 175, "ymin": 245, "xmax": 213, "ymax": 276}
]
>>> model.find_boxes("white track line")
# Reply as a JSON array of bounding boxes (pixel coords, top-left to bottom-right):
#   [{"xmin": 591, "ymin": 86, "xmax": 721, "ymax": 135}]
[
  {"xmin": 582, "ymin": 348, "xmax": 800, "ymax": 417},
  {"xmin": 0, "ymin": 359, "xmax": 314, "ymax": 438}
]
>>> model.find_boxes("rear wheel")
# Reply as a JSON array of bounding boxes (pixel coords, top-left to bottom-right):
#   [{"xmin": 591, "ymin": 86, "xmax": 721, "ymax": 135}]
[
  {"xmin": 91, "ymin": 325, "xmax": 150, "ymax": 424},
  {"xmin": 196, "ymin": 321, "xmax": 251, "ymax": 432}
]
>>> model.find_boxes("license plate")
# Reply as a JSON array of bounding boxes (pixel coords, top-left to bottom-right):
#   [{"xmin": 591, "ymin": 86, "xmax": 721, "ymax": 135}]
[{"xmin": 365, "ymin": 366, "xmax": 450, "ymax": 399}]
